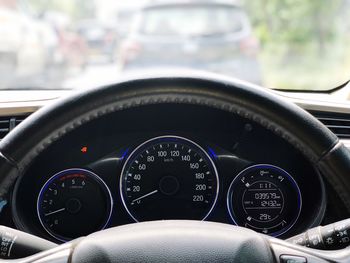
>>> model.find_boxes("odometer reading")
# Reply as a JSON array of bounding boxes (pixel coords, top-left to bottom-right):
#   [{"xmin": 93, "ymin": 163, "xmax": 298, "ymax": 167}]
[
  {"xmin": 120, "ymin": 136, "xmax": 219, "ymax": 222},
  {"xmin": 227, "ymin": 164, "xmax": 302, "ymax": 237}
]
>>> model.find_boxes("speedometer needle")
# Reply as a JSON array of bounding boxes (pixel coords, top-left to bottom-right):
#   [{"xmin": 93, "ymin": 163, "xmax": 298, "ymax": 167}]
[
  {"xmin": 44, "ymin": 208, "xmax": 66, "ymax": 217},
  {"xmin": 131, "ymin": 190, "xmax": 158, "ymax": 204}
]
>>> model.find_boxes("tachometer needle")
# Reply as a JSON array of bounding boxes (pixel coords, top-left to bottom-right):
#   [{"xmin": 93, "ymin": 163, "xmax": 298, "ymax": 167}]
[
  {"xmin": 131, "ymin": 190, "xmax": 158, "ymax": 204},
  {"xmin": 44, "ymin": 208, "xmax": 66, "ymax": 217}
]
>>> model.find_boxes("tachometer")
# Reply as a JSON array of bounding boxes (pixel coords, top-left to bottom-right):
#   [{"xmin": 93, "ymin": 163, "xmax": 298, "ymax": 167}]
[
  {"xmin": 227, "ymin": 164, "xmax": 302, "ymax": 237},
  {"xmin": 37, "ymin": 168, "xmax": 113, "ymax": 242},
  {"xmin": 120, "ymin": 135, "xmax": 219, "ymax": 222}
]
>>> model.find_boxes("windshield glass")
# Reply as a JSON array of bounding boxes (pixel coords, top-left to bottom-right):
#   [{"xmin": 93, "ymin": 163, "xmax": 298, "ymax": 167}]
[
  {"xmin": 0, "ymin": 0, "xmax": 348, "ymax": 91},
  {"xmin": 140, "ymin": 6, "xmax": 244, "ymax": 36}
]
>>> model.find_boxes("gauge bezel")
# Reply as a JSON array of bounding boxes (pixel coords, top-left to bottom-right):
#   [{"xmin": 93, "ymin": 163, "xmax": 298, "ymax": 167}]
[
  {"xmin": 37, "ymin": 168, "xmax": 113, "ymax": 242},
  {"xmin": 119, "ymin": 135, "xmax": 220, "ymax": 222},
  {"xmin": 226, "ymin": 164, "xmax": 302, "ymax": 237}
]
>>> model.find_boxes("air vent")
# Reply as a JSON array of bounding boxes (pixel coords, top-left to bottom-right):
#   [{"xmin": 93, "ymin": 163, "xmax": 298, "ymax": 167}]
[
  {"xmin": 0, "ymin": 118, "xmax": 10, "ymax": 140},
  {"xmin": 0, "ymin": 115, "xmax": 29, "ymax": 140},
  {"xmin": 312, "ymin": 112, "xmax": 350, "ymax": 139}
]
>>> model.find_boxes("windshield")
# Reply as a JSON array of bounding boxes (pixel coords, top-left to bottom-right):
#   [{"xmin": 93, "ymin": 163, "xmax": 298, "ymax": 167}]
[
  {"xmin": 140, "ymin": 5, "xmax": 245, "ymax": 36},
  {"xmin": 0, "ymin": 0, "xmax": 348, "ymax": 91}
]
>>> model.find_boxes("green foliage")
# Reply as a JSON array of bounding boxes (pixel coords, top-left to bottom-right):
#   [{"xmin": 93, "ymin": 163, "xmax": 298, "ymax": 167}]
[
  {"xmin": 27, "ymin": 0, "xmax": 95, "ymax": 20},
  {"xmin": 242, "ymin": 0, "xmax": 350, "ymax": 90},
  {"xmin": 243, "ymin": 0, "xmax": 342, "ymax": 47}
]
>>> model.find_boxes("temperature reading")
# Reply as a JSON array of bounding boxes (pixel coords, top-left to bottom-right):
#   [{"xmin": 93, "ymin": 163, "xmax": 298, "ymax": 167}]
[{"xmin": 259, "ymin": 214, "xmax": 272, "ymax": 221}]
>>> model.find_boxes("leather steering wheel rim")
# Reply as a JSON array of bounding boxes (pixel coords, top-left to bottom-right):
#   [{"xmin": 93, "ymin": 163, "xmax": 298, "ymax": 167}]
[{"xmin": 0, "ymin": 72, "xmax": 349, "ymax": 212}]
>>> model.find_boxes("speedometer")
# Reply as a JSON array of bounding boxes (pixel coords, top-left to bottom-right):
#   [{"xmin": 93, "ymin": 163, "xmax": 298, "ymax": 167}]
[{"xmin": 120, "ymin": 135, "xmax": 219, "ymax": 222}]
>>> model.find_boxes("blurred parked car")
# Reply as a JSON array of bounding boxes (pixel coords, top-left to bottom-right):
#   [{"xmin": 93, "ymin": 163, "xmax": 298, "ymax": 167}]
[
  {"xmin": 118, "ymin": 0, "xmax": 262, "ymax": 84},
  {"xmin": 56, "ymin": 26, "xmax": 88, "ymax": 70},
  {"xmin": 75, "ymin": 20, "xmax": 118, "ymax": 63},
  {"xmin": 42, "ymin": 11, "xmax": 88, "ymax": 73}
]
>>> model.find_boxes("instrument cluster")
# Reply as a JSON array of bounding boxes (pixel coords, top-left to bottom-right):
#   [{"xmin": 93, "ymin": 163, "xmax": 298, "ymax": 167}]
[{"xmin": 10, "ymin": 104, "xmax": 327, "ymax": 243}]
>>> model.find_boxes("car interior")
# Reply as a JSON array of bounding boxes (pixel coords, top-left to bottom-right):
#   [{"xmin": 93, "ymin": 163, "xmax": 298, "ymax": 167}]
[{"xmin": 1, "ymin": 0, "xmax": 350, "ymax": 263}]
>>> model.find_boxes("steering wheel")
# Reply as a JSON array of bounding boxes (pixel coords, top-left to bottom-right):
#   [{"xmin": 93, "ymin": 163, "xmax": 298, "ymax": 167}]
[{"xmin": 0, "ymin": 72, "xmax": 350, "ymax": 262}]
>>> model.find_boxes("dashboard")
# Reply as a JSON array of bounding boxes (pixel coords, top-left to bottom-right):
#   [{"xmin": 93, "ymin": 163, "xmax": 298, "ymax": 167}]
[{"xmin": 7, "ymin": 103, "xmax": 334, "ymax": 243}]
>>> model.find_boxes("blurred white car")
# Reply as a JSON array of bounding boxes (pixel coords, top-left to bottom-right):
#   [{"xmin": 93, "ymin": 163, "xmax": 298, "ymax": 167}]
[{"xmin": 0, "ymin": 7, "xmax": 55, "ymax": 78}]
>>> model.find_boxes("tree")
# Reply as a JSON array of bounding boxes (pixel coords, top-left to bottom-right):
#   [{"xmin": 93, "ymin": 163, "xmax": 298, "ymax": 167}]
[
  {"xmin": 243, "ymin": 0, "xmax": 342, "ymax": 55},
  {"xmin": 26, "ymin": 0, "xmax": 95, "ymax": 20}
]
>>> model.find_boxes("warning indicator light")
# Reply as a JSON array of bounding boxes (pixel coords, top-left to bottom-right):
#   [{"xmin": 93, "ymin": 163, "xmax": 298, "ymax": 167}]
[{"xmin": 81, "ymin": 146, "xmax": 88, "ymax": 153}]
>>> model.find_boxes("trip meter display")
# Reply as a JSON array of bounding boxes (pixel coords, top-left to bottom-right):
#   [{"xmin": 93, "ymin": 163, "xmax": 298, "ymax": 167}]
[
  {"xmin": 120, "ymin": 135, "xmax": 219, "ymax": 222},
  {"xmin": 227, "ymin": 164, "xmax": 302, "ymax": 237}
]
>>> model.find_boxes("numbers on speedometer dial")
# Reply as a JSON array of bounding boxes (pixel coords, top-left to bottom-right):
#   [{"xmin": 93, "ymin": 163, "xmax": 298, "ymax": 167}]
[
  {"xmin": 227, "ymin": 164, "xmax": 302, "ymax": 237},
  {"xmin": 120, "ymin": 135, "xmax": 219, "ymax": 222}
]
